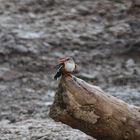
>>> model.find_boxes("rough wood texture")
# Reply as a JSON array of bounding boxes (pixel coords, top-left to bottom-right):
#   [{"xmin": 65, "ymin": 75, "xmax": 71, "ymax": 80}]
[{"xmin": 49, "ymin": 75, "xmax": 140, "ymax": 140}]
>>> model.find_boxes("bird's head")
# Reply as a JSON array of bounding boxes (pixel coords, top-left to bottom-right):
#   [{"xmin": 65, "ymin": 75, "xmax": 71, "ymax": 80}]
[
  {"xmin": 57, "ymin": 57, "xmax": 72, "ymax": 62},
  {"xmin": 57, "ymin": 57, "xmax": 74, "ymax": 64},
  {"xmin": 57, "ymin": 57, "xmax": 75, "ymax": 72}
]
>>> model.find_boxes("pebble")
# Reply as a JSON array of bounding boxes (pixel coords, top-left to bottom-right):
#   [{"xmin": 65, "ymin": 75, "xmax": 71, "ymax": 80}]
[{"xmin": 126, "ymin": 59, "xmax": 135, "ymax": 68}]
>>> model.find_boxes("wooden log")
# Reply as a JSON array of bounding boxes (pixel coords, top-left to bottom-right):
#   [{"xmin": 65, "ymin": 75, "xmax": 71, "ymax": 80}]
[{"xmin": 49, "ymin": 75, "xmax": 140, "ymax": 140}]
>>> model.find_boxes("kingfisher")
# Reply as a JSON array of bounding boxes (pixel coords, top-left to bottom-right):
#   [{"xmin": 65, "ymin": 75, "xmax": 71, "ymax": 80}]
[{"xmin": 54, "ymin": 57, "xmax": 76, "ymax": 80}]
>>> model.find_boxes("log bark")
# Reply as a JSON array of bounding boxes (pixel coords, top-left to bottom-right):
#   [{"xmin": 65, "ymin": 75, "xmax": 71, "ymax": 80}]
[{"xmin": 49, "ymin": 75, "xmax": 140, "ymax": 140}]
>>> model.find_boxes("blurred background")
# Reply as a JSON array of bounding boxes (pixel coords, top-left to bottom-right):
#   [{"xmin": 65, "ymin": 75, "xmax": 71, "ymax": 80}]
[{"xmin": 0, "ymin": 0, "xmax": 140, "ymax": 139}]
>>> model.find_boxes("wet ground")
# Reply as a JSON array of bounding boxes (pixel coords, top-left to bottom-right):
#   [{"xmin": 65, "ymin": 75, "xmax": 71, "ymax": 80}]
[{"xmin": 0, "ymin": 0, "xmax": 140, "ymax": 139}]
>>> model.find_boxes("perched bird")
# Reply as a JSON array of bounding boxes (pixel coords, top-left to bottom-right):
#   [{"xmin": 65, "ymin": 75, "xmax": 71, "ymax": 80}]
[{"xmin": 54, "ymin": 57, "xmax": 76, "ymax": 80}]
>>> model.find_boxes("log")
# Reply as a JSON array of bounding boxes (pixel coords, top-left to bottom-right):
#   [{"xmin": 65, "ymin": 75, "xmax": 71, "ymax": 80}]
[{"xmin": 49, "ymin": 75, "xmax": 140, "ymax": 140}]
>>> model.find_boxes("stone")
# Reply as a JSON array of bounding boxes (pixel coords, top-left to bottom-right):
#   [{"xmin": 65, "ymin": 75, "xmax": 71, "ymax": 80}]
[
  {"xmin": 109, "ymin": 23, "xmax": 131, "ymax": 36},
  {"xmin": 132, "ymin": 0, "xmax": 140, "ymax": 6},
  {"xmin": 9, "ymin": 45, "xmax": 28, "ymax": 53},
  {"xmin": 126, "ymin": 59, "xmax": 135, "ymax": 68}
]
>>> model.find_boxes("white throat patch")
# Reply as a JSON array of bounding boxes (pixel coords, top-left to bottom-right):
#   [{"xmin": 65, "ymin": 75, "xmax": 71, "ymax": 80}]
[{"xmin": 65, "ymin": 62, "xmax": 75, "ymax": 72}]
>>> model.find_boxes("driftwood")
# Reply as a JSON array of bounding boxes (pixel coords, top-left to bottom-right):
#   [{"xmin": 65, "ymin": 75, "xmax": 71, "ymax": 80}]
[{"xmin": 49, "ymin": 75, "xmax": 140, "ymax": 140}]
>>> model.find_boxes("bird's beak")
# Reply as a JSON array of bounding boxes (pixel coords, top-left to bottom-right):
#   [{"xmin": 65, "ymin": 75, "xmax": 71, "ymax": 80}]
[{"xmin": 57, "ymin": 59, "xmax": 66, "ymax": 63}]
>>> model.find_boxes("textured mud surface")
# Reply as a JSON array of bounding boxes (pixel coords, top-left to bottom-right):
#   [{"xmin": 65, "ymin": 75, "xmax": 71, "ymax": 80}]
[{"xmin": 0, "ymin": 0, "xmax": 140, "ymax": 139}]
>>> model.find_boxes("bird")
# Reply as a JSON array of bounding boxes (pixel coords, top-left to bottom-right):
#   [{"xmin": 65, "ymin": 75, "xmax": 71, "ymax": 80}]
[{"xmin": 54, "ymin": 57, "xmax": 76, "ymax": 80}]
